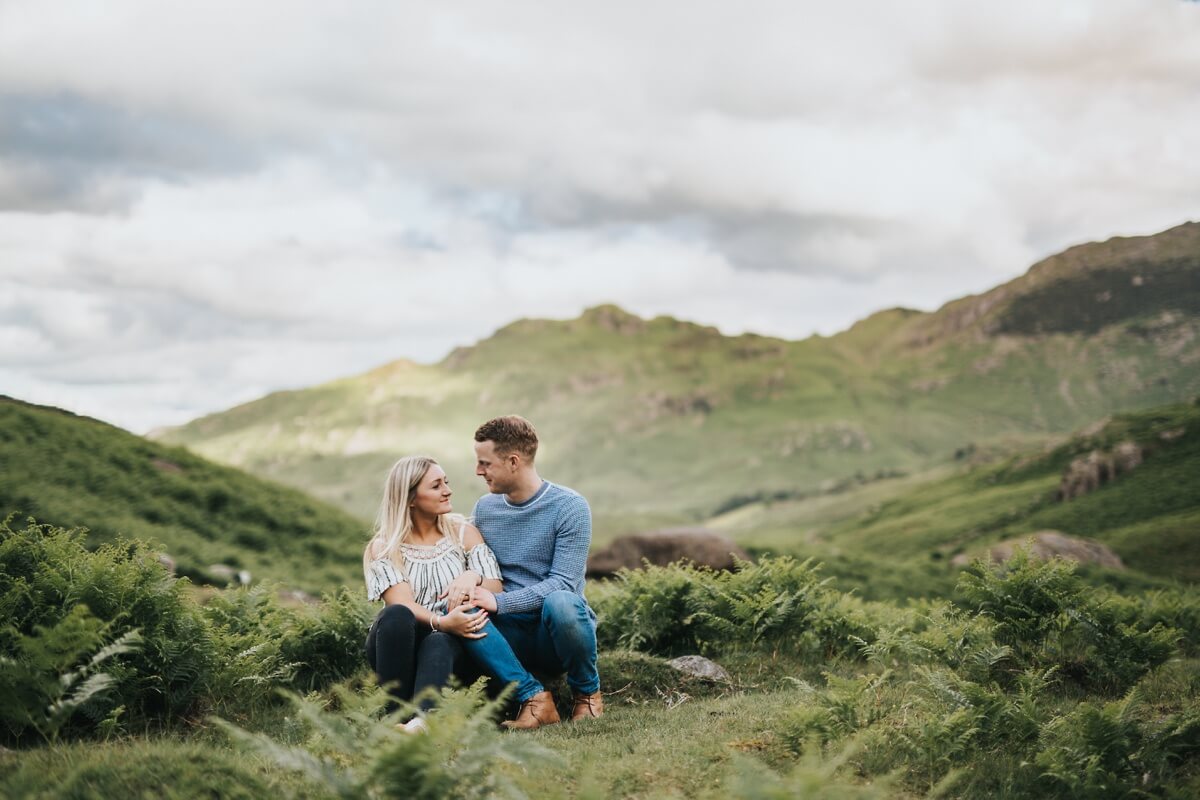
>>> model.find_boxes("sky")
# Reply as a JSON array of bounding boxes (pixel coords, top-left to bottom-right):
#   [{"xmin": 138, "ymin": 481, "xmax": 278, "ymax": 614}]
[{"xmin": 2, "ymin": 0, "xmax": 1198, "ymax": 434}]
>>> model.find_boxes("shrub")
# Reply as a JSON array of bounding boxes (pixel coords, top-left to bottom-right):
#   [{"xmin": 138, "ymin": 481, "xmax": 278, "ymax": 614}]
[
  {"xmin": 593, "ymin": 562, "xmax": 700, "ymax": 653},
  {"xmin": 594, "ymin": 557, "xmax": 879, "ymax": 660},
  {"xmin": 1036, "ymin": 698, "xmax": 1145, "ymax": 799},
  {"xmin": 0, "ymin": 604, "xmax": 141, "ymax": 742},
  {"xmin": 203, "ymin": 585, "xmax": 373, "ymax": 715},
  {"xmin": 215, "ymin": 682, "xmax": 556, "ymax": 800},
  {"xmin": 1110, "ymin": 587, "xmax": 1200, "ymax": 657},
  {"xmin": 199, "ymin": 587, "xmax": 302, "ymax": 716},
  {"xmin": 1037, "ymin": 689, "xmax": 1200, "ymax": 800},
  {"xmin": 279, "ymin": 587, "xmax": 373, "ymax": 693},
  {"xmin": 957, "ymin": 550, "xmax": 1177, "ymax": 692},
  {"xmin": 0, "ymin": 517, "xmax": 373, "ymax": 742},
  {"xmin": 0, "ymin": 517, "xmax": 213, "ymax": 742}
]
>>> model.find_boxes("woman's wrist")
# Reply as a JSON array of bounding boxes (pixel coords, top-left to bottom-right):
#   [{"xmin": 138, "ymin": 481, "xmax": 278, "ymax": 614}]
[{"xmin": 430, "ymin": 614, "xmax": 441, "ymax": 631}]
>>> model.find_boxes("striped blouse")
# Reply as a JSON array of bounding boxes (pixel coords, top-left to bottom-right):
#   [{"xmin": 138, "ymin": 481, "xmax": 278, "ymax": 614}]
[{"xmin": 365, "ymin": 525, "xmax": 502, "ymax": 614}]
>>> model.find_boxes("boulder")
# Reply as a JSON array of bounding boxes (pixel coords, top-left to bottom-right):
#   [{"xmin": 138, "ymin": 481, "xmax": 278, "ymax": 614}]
[
  {"xmin": 667, "ymin": 655, "xmax": 731, "ymax": 683},
  {"xmin": 1057, "ymin": 440, "xmax": 1144, "ymax": 500},
  {"xmin": 586, "ymin": 528, "xmax": 750, "ymax": 577},
  {"xmin": 155, "ymin": 552, "xmax": 176, "ymax": 575},
  {"xmin": 951, "ymin": 530, "xmax": 1124, "ymax": 570}
]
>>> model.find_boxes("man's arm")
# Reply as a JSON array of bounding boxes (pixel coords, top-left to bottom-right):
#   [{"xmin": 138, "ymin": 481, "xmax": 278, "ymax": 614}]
[{"xmin": 480, "ymin": 495, "xmax": 591, "ymax": 615}]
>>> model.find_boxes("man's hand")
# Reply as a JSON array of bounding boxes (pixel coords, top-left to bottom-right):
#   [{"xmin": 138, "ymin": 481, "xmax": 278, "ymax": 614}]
[
  {"xmin": 470, "ymin": 585, "xmax": 498, "ymax": 613},
  {"xmin": 439, "ymin": 570, "xmax": 481, "ymax": 609}
]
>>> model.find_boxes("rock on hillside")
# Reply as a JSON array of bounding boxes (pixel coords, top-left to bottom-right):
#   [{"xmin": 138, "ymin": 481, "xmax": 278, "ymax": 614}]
[
  {"xmin": 587, "ymin": 528, "xmax": 750, "ymax": 576},
  {"xmin": 952, "ymin": 531, "xmax": 1125, "ymax": 570},
  {"xmin": 1057, "ymin": 441, "xmax": 1144, "ymax": 500}
]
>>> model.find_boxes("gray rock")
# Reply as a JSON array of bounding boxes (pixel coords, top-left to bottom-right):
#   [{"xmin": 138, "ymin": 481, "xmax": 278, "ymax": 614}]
[
  {"xmin": 1057, "ymin": 440, "xmax": 1144, "ymax": 501},
  {"xmin": 953, "ymin": 530, "xmax": 1124, "ymax": 570},
  {"xmin": 587, "ymin": 528, "xmax": 750, "ymax": 577},
  {"xmin": 667, "ymin": 655, "xmax": 731, "ymax": 683}
]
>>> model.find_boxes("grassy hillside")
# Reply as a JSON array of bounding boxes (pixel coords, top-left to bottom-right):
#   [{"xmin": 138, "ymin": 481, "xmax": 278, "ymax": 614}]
[
  {"xmin": 158, "ymin": 223, "xmax": 1200, "ymax": 534},
  {"xmin": 713, "ymin": 400, "xmax": 1200, "ymax": 591},
  {"xmin": 0, "ymin": 396, "xmax": 367, "ymax": 593},
  {"xmin": 4, "ymin": 518, "xmax": 1199, "ymax": 798}
]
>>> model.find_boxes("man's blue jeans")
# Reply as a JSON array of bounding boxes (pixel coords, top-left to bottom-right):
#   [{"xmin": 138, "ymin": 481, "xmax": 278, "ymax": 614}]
[
  {"xmin": 487, "ymin": 590, "xmax": 601, "ymax": 695},
  {"xmin": 460, "ymin": 610, "xmax": 544, "ymax": 702}
]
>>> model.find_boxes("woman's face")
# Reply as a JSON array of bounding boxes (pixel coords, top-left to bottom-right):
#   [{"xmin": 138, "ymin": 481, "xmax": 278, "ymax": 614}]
[{"xmin": 411, "ymin": 464, "xmax": 453, "ymax": 518}]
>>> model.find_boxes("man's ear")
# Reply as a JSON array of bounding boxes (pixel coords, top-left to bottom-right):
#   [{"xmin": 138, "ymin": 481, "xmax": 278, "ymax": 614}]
[{"xmin": 507, "ymin": 452, "xmax": 522, "ymax": 470}]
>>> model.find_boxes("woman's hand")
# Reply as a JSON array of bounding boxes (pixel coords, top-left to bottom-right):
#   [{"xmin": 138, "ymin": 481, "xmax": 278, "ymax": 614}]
[
  {"xmin": 437, "ymin": 602, "xmax": 488, "ymax": 639},
  {"xmin": 439, "ymin": 570, "xmax": 481, "ymax": 609}
]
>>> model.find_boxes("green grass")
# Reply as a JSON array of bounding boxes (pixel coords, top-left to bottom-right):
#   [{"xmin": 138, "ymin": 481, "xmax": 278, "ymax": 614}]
[
  {"xmin": 0, "ymin": 396, "xmax": 368, "ymax": 593},
  {"xmin": 0, "ymin": 738, "xmax": 306, "ymax": 800},
  {"xmin": 514, "ymin": 688, "xmax": 813, "ymax": 797}
]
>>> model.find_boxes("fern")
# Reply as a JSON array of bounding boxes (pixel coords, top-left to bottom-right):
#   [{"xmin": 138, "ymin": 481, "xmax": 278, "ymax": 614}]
[
  {"xmin": 594, "ymin": 556, "xmax": 878, "ymax": 659},
  {"xmin": 215, "ymin": 682, "xmax": 557, "ymax": 800},
  {"xmin": 0, "ymin": 604, "xmax": 141, "ymax": 742},
  {"xmin": 958, "ymin": 549, "xmax": 1178, "ymax": 692}
]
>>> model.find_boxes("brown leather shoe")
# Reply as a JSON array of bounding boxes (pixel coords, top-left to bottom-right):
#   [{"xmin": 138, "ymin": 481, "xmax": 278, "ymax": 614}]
[
  {"xmin": 501, "ymin": 690, "xmax": 561, "ymax": 731},
  {"xmin": 570, "ymin": 690, "xmax": 603, "ymax": 721}
]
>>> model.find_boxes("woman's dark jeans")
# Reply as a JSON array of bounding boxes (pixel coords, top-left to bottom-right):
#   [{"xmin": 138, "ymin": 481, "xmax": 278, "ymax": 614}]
[{"xmin": 365, "ymin": 604, "xmax": 466, "ymax": 713}]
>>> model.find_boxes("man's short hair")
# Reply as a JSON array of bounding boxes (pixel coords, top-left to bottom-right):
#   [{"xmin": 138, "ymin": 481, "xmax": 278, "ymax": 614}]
[{"xmin": 475, "ymin": 415, "xmax": 539, "ymax": 461}]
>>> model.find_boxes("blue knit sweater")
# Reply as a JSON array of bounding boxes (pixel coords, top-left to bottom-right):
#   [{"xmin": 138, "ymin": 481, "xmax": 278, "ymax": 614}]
[{"xmin": 471, "ymin": 481, "xmax": 591, "ymax": 615}]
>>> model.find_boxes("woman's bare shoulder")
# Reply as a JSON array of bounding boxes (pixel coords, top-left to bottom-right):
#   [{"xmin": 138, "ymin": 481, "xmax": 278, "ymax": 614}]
[{"xmin": 460, "ymin": 522, "xmax": 484, "ymax": 548}]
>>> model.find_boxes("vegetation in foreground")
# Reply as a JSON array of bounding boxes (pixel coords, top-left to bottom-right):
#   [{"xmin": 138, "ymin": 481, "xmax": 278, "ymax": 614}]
[{"xmin": 3, "ymin": 517, "xmax": 1199, "ymax": 798}]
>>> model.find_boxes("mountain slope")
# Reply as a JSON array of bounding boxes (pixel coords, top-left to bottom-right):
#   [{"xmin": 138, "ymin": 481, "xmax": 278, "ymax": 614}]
[
  {"xmin": 713, "ymin": 400, "xmax": 1200, "ymax": 587},
  {"xmin": 0, "ymin": 396, "xmax": 367, "ymax": 592},
  {"xmin": 158, "ymin": 223, "xmax": 1200, "ymax": 532}
]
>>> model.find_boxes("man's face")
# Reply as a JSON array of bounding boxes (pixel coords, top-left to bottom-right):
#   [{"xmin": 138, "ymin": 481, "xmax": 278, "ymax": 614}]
[{"xmin": 474, "ymin": 440, "xmax": 516, "ymax": 494}]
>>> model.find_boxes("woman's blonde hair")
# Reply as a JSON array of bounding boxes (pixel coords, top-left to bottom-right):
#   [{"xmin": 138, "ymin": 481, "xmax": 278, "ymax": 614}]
[{"xmin": 363, "ymin": 455, "xmax": 464, "ymax": 579}]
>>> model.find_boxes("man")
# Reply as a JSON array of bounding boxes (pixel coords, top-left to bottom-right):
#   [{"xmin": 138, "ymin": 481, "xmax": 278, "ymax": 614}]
[{"xmin": 468, "ymin": 415, "xmax": 602, "ymax": 730}]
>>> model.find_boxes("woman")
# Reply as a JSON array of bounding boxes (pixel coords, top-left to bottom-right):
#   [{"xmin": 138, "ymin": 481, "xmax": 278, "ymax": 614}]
[{"xmin": 363, "ymin": 455, "xmax": 546, "ymax": 732}]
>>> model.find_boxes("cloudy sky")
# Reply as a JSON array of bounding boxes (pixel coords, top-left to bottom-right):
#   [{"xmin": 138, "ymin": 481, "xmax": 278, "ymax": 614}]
[{"xmin": 2, "ymin": 0, "xmax": 1198, "ymax": 433}]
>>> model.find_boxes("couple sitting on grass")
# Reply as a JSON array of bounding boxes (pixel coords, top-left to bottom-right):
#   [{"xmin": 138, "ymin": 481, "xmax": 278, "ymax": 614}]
[{"xmin": 362, "ymin": 415, "xmax": 601, "ymax": 732}]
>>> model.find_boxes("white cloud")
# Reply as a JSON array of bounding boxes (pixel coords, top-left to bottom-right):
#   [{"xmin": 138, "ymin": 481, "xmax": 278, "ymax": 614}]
[{"xmin": 0, "ymin": 0, "xmax": 1198, "ymax": 431}]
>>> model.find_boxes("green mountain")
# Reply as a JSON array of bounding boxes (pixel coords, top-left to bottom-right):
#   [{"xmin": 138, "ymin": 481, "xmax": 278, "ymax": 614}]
[
  {"xmin": 158, "ymin": 222, "xmax": 1200, "ymax": 535},
  {"xmin": 0, "ymin": 396, "xmax": 367, "ymax": 592}
]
